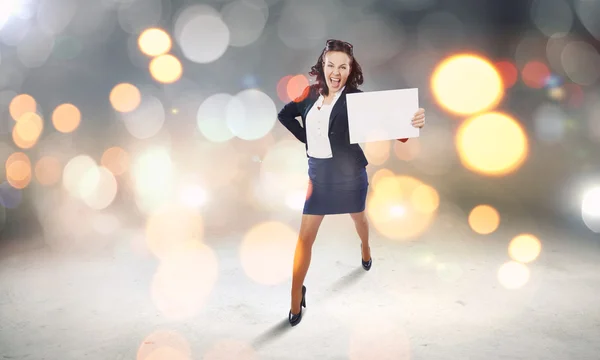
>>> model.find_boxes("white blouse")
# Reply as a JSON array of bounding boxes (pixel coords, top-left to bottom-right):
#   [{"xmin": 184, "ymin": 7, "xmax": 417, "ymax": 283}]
[{"xmin": 305, "ymin": 87, "xmax": 345, "ymax": 158}]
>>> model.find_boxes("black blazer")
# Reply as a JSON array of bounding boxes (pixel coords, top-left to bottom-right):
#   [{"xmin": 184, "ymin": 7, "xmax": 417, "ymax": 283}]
[{"xmin": 277, "ymin": 85, "xmax": 368, "ymax": 169}]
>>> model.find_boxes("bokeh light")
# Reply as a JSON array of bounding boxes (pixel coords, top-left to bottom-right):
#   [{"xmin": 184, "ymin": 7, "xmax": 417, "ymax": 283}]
[
  {"xmin": 138, "ymin": 28, "xmax": 172, "ymax": 57},
  {"xmin": 367, "ymin": 175, "xmax": 438, "ymax": 240},
  {"xmin": 110, "ymin": 83, "xmax": 141, "ymax": 113},
  {"xmin": 175, "ymin": 4, "xmax": 230, "ymax": 64},
  {"xmin": 121, "ymin": 95, "xmax": 166, "ymax": 140},
  {"xmin": 508, "ymin": 233, "xmax": 542, "ymax": 263},
  {"xmin": 35, "ymin": 156, "xmax": 62, "ymax": 186},
  {"xmin": 9, "ymin": 94, "xmax": 37, "ymax": 121},
  {"xmin": 137, "ymin": 330, "xmax": 192, "ymax": 360},
  {"xmin": 468, "ymin": 204, "xmax": 500, "ymax": 234},
  {"xmin": 561, "ymin": 41, "xmax": 600, "ymax": 86},
  {"xmin": 498, "ymin": 261, "xmax": 530, "ymax": 289},
  {"xmin": 62, "ymin": 154, "xmax": 97, "ymax": 196},
  {"xmin": 521, "ymin": 60, "xmax": 550, "ymax": 88},
  {"xmin": 456, "ymin": 112, "xmax": 529, "ymax": 176},
  {"xmin": 52, "ymin": 103, "xmax": 81, "ymax": 133},
  {"xmin": 494, "ymin": 60, "xmax": 518, "ymax": 88},
  {"xmin": 149, "ymin": 54, "xmax": 183, "ymax": 84},
  {"xmin": 13, "ymin": 112, "xmax": 44, "ymax": 149},
  {"xmin": 364, "ymin": 141, "xmax": 391, "ymax": 166},
  {"xmin": 78, "ymin": 166, "xmax": 118, "ymax": 210},
  {"xmin": 197, "ymin": 93, "xmax": 235, "ymax": 142},
  {"xmin": 581, "ymin": 186, "xmax": 600, "ymax": 233},
  {"xmin": 151, "ymin": 244, "xmax": 218, "ymax": 320},
  {"xmin": 221, "ymin": 0, "xmax": 268, "ymax": 48},
  {"xmin": 5, "ymin": 152, "xmax": 32, "ymax": 189},
  {"xmin": 431, "ymin": 54, "xmax": 503, "ymax": 115},
  {"xmin": 239, "ymin": 221, "xmax": 296, "ymax": 285},
  {"xmin": 131, "ymin": 146, "xmax": 174, "ymax": 214},
  {"xmin": 226, "ymin": 89, "xmax": 277, "ymax": 141},
  {"xmin": 256, "ymin": 140, "xmax": 308, "ymax": 212},
  {"xmin": 145, "ymin": 203, "xmax": 204, "ymax": 260},
  {"xmin": 101, "ymin": 146, "xmax": 130, "ymax": 176},
  {"xmin": 276, "ymin": 75, "xmax": 293, "ymax": 102},
  {"xmin": 286, "ymin": 74, "xmax": 309, "ymax": 102},
  {"xmin": 393, "ymin": 137, "xmax": 421, "ymax": 162}
]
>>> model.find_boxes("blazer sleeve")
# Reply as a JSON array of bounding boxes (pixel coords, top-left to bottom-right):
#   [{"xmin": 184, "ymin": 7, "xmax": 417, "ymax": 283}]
[{"xmin": 277, "ymin": 87, "xmax": 309, "ymax": 144}]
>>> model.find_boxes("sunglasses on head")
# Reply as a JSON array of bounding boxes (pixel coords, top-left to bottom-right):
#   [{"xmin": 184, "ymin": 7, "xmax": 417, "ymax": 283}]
[{"xmin": 326, "ymin": 39, "xmax": 353, "ymax": 50}]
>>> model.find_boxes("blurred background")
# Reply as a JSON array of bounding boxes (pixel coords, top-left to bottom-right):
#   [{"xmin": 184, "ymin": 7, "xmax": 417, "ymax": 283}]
[
  {"xmin": 1, "ymin": 0, "xmax": 600, "ymax": 358},
  {"xmin": 2, "ymin": 0, "xmax": 600, "ymax": 246}
]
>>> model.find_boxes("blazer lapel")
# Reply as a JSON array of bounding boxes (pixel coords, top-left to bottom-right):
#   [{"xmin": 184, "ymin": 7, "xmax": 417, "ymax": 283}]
[
  {"xmin": 328, "ymin": 89, "xmax": 347, "ymax": 129},
  {"xmin": 303, "ymin": 97, "xmax": 317, "ymax": 122}
]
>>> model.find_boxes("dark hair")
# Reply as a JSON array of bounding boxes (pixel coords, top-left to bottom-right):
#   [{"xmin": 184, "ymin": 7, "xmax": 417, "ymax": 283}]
[{"xmin": 308, "ymin": 39, "xmax": 364, "ymax": 96}]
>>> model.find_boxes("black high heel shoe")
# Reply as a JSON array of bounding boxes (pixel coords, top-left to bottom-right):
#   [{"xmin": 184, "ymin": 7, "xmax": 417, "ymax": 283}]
[
  {"xmin": 288, "ymin": 285, "xmax": 306, "ymax": 327},
  {"xmin": 361, "ymin": 244, "xmax": 372, "ymax": 271}
]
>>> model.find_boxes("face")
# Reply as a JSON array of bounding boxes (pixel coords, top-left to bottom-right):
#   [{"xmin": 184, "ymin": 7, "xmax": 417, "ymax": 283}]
[{"xmin": 323, "ymin": 51, "xmax": 351, "ymax": 93}]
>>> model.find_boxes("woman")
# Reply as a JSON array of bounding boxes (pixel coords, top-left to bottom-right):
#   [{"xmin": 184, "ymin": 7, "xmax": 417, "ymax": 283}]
[{"xmin": 277, "ymin": 39, "xmax": 426, "ymax": 326}]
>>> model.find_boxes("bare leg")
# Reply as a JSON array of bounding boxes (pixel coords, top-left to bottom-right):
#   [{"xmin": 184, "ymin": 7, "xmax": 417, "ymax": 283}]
[
  {"xmin": 350, "ymin": 211, "xmax": 371, "ymax": 262},
  {"xmin": 290, "ymin": 214, "xmax": 324, "ymax": 314}
]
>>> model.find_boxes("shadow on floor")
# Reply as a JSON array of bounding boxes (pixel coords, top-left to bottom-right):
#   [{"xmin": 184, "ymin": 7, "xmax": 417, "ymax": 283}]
[{"xmin": 252, "ymin": 267, "xmax": 365, "ymax": 349}]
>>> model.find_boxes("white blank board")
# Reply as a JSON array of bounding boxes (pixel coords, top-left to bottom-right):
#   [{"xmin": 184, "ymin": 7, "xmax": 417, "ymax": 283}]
[{"xmin": 346, "ymin": 88, "xmax": 420, "ymax": 144}]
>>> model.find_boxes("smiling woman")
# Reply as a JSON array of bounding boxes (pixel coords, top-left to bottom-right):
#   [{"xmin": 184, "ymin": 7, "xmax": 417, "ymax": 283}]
[{"xmin": 277, "ymin": 38, "xmax": 426, "ymax": 327}]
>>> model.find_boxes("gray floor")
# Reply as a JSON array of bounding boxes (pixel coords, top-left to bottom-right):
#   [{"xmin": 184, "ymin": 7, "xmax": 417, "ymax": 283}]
[{"xmin": 1, "ymin": 209, "xmax": 599, "ymax": 360}]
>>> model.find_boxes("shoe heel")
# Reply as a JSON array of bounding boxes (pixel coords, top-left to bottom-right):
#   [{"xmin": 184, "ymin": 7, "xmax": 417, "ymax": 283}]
[{"xmin": 301, "ymin": 285, "xmax": 307, "ymax": 307}]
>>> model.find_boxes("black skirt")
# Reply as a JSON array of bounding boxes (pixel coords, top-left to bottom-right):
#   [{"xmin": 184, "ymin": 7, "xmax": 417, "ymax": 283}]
[{"xmin": 302, "ymin": 156, "xmax": 369, "ymax": 215}]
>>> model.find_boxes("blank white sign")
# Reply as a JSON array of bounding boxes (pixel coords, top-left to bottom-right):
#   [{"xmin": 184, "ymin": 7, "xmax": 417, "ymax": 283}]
[{"xmin": 347, "ymin": 88, "xmax": 420, "ymax": 144}]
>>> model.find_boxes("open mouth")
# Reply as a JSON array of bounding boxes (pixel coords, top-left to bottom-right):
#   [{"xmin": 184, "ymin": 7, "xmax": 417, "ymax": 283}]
[{"xmin": 330, "ymin": 77, "xmax": 340, "ymax": 86}]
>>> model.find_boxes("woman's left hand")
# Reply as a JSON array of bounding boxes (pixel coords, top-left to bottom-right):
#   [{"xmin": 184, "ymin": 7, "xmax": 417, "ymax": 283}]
[{"xmin": 411, "ymin": 108, "xmax": 425, "ymax": 128}]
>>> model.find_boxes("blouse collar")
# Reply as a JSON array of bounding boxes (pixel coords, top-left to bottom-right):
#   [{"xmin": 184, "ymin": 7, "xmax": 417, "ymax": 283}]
[{"xmin": 315, "ymin": 86, "xmax": 345, "ymax": 107}]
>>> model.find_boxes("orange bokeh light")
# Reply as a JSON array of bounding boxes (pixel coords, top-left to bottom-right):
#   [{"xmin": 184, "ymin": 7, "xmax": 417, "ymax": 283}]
[
  {"xmin": 6, "ymin": 152, "xmax": 32, "ymax": 189},
  {"xmin": 110, "ymin": 83, "xmax": 141, "ymax": 113},
  {"xmin": 287, "ymin": 74, "xmax": 309, "ymax": 102},
  {"xmin": 495, "ymin": 60, "xmax": 518, "ymax": 89},
  {"xmin": 521, "ymin": 60, "xmax": 550, "ymax": 89},
  {"xmin": 52, "ymin": 103, "xmax": 81, "ymax": 133},
  {"xmin": 9, "ymin": 94, "xmax": 37, "ymax": 121}
]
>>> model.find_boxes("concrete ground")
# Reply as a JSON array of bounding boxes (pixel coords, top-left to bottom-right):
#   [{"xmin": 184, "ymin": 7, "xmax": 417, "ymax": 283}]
[{"xmin": 0, "ymin": 208, "xmax": 599, "ymax": 360}]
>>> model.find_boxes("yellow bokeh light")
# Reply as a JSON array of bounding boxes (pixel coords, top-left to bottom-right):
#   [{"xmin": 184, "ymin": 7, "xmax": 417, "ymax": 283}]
[
  {"xmin": 364, "ymin": 140, "xmax": 391, "ymax": 166},
  {"xmin": 9, "ymin": 94, "xmax": 37, "ymax": 121},
  {"xmin": 456, "ymin": 112, "xmax": 528, "ymax": 176},
  {"xmin": 367, "ymin": 175, "xmax": 438, "ymax": 240},
  {"xmin": 149, "ymin": 54, "xmax": 183, "ymax": 84},
  {"xmin": 508, "ymin": 233, "xmax": 541, "ymax": 263},
  {"xmin": 431, "ymin": 54, "xmax": 504, "ymax": 115},
  {"xmin": 138, "ymin": 28, "xmax": 172, "ymax": 57},
  {"xmin": 12, "ymin": 112, "xmax": 44, "ymax": 149},
  {"xmin": 52, "ymin": 103, "xmax": 81, "ymax": 133},
  {"xmin": 6, "ymin": 152, "xmax": 31, "ymax": 189},
  {"xmin": 35, "ymin": 156, "xmax": 62, "ymax": 186},
  {"xmin": 110, "ymin": 83, "xmax": 141, "ymax": 113},
  {"xmin": 468, "ymin": 204, "xmax": 500, "ymax": 234},
  {"xmin": 240, "ymin": 221, "xmax": 297, "ymax": 285},
  {"xmin": 146, "ymin": 204, "xmax": 204, "ymax": 260},
  {"xmin": 411, "ymin": 183, "xmax": 440, "ymax": 214},
  {"xmin": 497, "ymin": 261, "xmax": 530, "ymax": 289}
]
